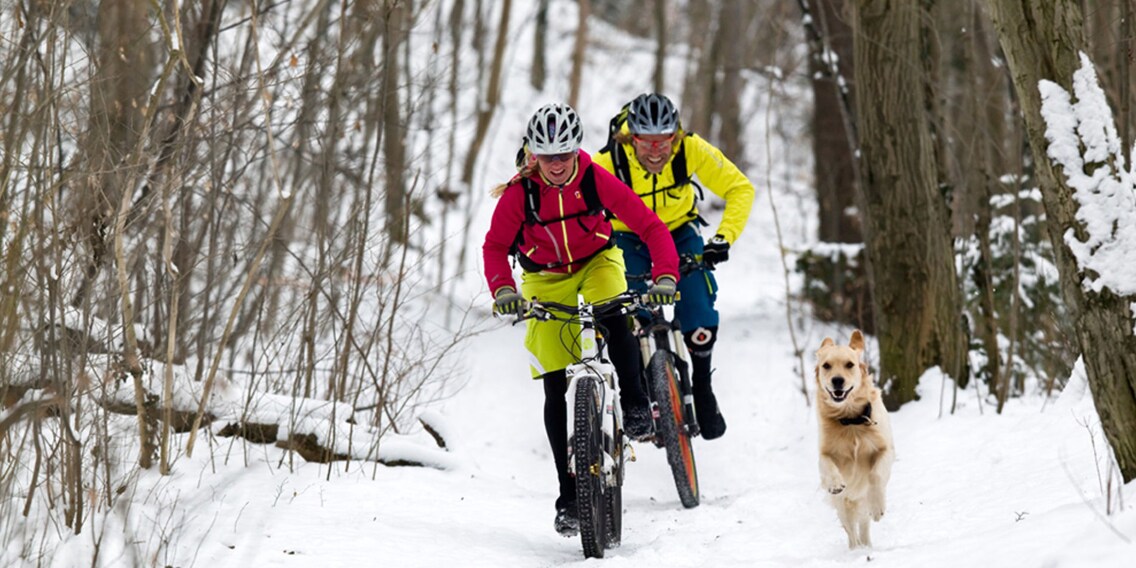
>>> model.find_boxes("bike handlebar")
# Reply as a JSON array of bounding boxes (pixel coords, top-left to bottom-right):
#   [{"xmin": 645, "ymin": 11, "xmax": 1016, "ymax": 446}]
[
  {"xmin": 626, "ymin": 253, "xmax": 711, "ymax": 284},
  {"xmin": 510, "ymin": 290, "xmax": 653, "ymax": 325}
]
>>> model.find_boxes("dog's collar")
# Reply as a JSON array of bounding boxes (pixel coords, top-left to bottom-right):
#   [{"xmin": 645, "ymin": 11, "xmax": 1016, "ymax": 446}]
[{"xmin": 838, "ymin": 403, "xmax": 873, "ymax": 426}]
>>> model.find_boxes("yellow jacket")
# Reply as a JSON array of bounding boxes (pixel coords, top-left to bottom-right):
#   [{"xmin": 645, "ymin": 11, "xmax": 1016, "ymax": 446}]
[{"xmin": 593, "ymin": 132, "xmax": 755, "ymax": 244}]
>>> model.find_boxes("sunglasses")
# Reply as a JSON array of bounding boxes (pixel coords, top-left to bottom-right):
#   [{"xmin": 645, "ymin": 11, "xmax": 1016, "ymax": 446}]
[
  {"xmin": 632, "ymin": 134, "xmax": 675, "ymax": 150},
  {"xmin": 535, "ymin": 152, "xmax": 576, "ymax": 163}
]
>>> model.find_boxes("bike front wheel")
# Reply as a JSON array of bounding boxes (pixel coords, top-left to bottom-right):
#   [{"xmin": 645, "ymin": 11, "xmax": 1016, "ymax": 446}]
[
  {"xmin": 648, "ymin": 350, "xmax": 700, "ymax": 508},
  {"xmin": 574, "ymin": 377, "xmax": 607, "ymax": 558}
]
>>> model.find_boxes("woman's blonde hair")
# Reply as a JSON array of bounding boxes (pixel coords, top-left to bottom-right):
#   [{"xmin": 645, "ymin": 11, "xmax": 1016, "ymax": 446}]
[{"xmin": 490, "ymin": 149, "xmax": 539, "ymax": 198}]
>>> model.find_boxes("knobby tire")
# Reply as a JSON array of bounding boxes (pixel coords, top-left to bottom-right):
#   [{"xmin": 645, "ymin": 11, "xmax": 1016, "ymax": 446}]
[
  {"xmin": 649, "ymin": 350, "xmax": 700, "ymax": 508},
  {"xmin": 604, "ymin": 417, "xmax": 623, "ymax": 549},
  {"xmin": 574, "ymin": 378, "xmax": 606, "ymax": 558}
]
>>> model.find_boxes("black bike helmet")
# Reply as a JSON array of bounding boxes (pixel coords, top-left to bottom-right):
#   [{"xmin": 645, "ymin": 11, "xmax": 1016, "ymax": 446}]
[{"xmin": 626, "ymin": 93, "xmax": 679, "ymax": 135}]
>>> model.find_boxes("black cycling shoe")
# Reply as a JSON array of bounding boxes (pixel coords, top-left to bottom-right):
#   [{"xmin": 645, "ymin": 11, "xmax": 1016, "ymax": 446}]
[
  {"xmin": 623, "ymin": 404, "xmax": 654, "ymax": 440},
  {"xmin": 554, "ymin": 503, "xmax": 579, "ymax": 537},
  {"xmin": 695, "ymin": 392, "xmax": 727, "ymax": 440}
]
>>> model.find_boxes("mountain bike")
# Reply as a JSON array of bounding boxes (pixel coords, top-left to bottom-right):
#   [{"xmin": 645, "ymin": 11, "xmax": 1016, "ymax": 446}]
[
  {"xmin": 515, "ymin": 291, "xmax": 647, "ymax": 559},
  {"xmin": 628, "ymin": 253, "xmax": 710, "ymax": 509}
]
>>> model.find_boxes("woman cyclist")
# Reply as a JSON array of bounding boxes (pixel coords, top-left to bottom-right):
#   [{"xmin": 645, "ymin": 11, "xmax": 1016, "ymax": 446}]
[
  {"xmin": 593, "ymin": 93, "xmax": 755, "ymax": 440},
  {"xmin": 482, "ymin": 103, "xmax": 680, "ymax": 536}
]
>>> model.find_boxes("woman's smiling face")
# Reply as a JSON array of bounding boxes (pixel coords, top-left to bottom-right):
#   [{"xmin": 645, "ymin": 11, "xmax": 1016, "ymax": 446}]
[{"xmin": 535, "ymin": 151, "xmax": 577, "ymax": 185}]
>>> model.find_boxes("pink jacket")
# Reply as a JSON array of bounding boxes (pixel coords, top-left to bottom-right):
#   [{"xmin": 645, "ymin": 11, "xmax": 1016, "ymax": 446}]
[{"xmin": 483, "ymin": 150, "xmax": 679, "ymax": 295}]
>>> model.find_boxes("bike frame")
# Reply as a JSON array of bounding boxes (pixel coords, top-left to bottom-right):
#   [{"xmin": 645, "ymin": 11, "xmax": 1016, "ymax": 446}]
[
  {"xmin": 636, "ymin": 303, "xmax": 698, "ymax": 435},
  {"xmin": 564, "ymin": 296, "xmax": 623, "ymax": 489}
]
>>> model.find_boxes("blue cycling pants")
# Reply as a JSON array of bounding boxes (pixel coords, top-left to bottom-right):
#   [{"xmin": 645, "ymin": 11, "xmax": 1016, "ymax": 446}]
[{"xmin": 613, "ymin": 223, "xmax": 719, "ymax": 337}]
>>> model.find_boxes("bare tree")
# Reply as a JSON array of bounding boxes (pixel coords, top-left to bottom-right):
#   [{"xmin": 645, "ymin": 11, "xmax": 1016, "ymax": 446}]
[
  {"xmin": 717, "ymin": 0, "xmax": 745, "ymax": 160},
  {"xmin": 799, "ymin": 0, "xmax": 875, "ymax": 333},
  {"xmin": 682, "ymin": 0, "xmax": 716, "ymax": 133},
  {"xmin": 653, "ymin": 0, "xmax": 667, "ymax": 92},
  {"xmin": 569, "ymin": 0, "xmax": 591, "ymax": 107},
  {"xmin": 851, "ymin": 0, "xmax": 969, "ymax": 408},
  {"xmin": 986, "ymin": 0, "xmax": 1136, "ymax": 481},
  {"xmin": 383, "ymin": 0, "xmax": 409, "ymax": 244},
  {"xmin": 460, "ymin": 0, "xmax": 511, "ymax": 185},
  {"xmin": 532, "ymin": 0, "xmax": 549, "ymax": 89}
]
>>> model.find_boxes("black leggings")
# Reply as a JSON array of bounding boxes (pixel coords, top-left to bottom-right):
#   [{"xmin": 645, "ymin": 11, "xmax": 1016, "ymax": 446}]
[{"xmin": 542, "ymin": 313, "xmax": 646, "ymax": 508}]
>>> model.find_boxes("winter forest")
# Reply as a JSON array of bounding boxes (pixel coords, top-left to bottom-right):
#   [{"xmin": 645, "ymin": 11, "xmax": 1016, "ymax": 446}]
[{"xmin": 2, "ymin": 0, "xmax": 1136, "ymax": 566}]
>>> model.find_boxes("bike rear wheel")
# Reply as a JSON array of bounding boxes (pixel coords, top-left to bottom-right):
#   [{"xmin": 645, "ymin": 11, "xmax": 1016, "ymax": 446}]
[
  {"xmin": 574, "ymin": 377, "xmax": 606, "ymax": 558},
  {"xmin": 648, "ymin": 350, "xmax": 700, "ymax": 508}
]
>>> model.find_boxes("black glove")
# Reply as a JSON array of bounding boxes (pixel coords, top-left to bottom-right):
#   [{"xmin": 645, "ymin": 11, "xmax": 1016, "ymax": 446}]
[
  {"xmin": 493, "ymin": 286, "xmax": 523, "ymax": 315},
  {"xmin": 703, "ymin": 234, "xmax": 730, "ymax": 266},
  {"xmin": 646, "ymin": 276, "xmax": 677, "ymax": 306}
]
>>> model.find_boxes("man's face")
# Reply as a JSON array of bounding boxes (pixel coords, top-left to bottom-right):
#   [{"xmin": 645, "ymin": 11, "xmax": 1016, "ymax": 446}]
[{"xmin": 632, "ymin": 133, "xmax": 676, "ymax": 174}]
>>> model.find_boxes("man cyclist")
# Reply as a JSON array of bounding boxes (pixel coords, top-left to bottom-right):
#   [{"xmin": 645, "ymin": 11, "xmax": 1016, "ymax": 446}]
[{"xmin": 593, "ymin": 93, "xmax": 755, "ymax": 440}]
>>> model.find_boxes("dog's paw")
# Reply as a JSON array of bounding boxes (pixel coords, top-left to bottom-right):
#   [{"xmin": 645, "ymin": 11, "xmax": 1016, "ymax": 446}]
[{"xmin": 822, "ymin": 476, "xmax": 846, "ymax": 494}]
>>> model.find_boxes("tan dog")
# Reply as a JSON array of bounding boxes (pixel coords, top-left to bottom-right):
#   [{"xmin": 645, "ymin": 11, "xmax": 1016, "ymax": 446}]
[{"xmin": 815, "ymin": 330, "xmax": 894, "ymax": 549}]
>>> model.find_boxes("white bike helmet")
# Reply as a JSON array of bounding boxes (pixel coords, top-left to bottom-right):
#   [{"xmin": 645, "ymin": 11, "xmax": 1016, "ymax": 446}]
[
  {"xmin": 627, "ymin": 93, "xmax": 679, "ymax": 135},
  {"xmin": 525, "ymin": 103, "xmax": 584, "ymax": 155}
]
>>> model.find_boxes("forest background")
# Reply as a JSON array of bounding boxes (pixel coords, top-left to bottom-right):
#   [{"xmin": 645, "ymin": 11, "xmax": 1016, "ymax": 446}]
[{"xmin": 2, "ymin": 0, "xmax": 1136, "ymax": 565}]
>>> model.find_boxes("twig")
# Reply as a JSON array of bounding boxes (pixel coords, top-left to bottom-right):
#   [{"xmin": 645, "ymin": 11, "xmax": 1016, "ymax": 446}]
[
  {"xmin": 764, "ymin": 60, "xmax": 808, "ymax": 405},
  {"xmin": 186, "ymin": 4, "xmax": 296, "ymax": 457}
]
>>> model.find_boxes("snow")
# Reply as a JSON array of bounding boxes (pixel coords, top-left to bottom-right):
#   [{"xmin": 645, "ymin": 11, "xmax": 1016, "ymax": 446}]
[
  {"xmin": 28, "ymin": 290, "xmax": 1133, "ymax": 567},
  {"xmin": 4, "ymin": 2, "xmax": 1136, "ymax": 567},
  {"xmin": 1040, "ymin": 52, "xmax": 1136, "ymax": 306}
]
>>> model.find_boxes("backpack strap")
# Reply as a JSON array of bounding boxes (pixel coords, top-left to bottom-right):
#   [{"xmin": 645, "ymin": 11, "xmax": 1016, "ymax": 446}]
[
  {"xmin": 521, "ymin": 177, "xmax": 541, "ymax": 224},
  {"xmin": 578, "ymin": 166, "xmax": 601, "ymax": 213},
  {"xmin": 611, "ymin": 144, "xmax": 632, "ymax": 186},
  {"xmin": 671, "ymin": 138, "xmax": 688, "ymax": 186},
  {"xmin": 511, "ymin": 167, "xmax": 610, "ymax": 271}
]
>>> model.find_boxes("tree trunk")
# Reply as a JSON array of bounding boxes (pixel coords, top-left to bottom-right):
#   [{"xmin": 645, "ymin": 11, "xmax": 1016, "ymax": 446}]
[
  {"xmin": 806, "ymin": 0, "xmax": 874, "ymax": 334},
  {"xmin": 568, "ymin": 0, "xmax": 590, "ymax": 108},
  {"xmin": 683, "ymin": 0, "xmax": 716, "ymax": 134},
  {"xmin": 653, "ymin": 0, "xmax": 667, "ymax": 93},
  {"xmin": 70, "ymin": 0, "xmax": 158, "ymax": 308},
  {"xmin": 460, "ymin": 0, "xmax": 510, "ymax": 185},
  {"xmin": 383, "ymin": 0, "xmax": 408, "ymax": 243},
  {"xmin": 532, "ymin": 0, "xmax": 548, "ymax": 90},
  {"xmin": 985, "ymin": 0, "xmax": 1136, "ymax": 482},
  {"xmin": 717, "ymin": 0, "xmax": 745, "ymax": 161},
  {"xmin": 812, "ymin": 0, "xmax": 859, "ymax": 245},
  {"xmin": 852, "ymin": 0, "xmax": 969, "ymax": 408}
]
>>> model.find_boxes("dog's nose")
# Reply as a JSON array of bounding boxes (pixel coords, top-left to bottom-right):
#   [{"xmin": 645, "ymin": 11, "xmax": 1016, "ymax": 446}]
[{"xmin": 831, "ymin": 377, "xmax": 845, "ymax": 390}]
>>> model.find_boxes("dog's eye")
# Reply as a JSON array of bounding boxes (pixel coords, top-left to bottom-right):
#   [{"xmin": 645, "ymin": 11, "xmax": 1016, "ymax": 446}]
[
  {"xmin": 845, "ymin": 362, "xmax": 854, "ymax": 369},
  {"xmin": 822, "ymin": 363, "xmax": 831, "ymax": 370}
]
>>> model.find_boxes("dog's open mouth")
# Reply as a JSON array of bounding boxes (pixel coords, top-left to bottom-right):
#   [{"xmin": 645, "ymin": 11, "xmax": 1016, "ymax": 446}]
[{"xmin": 827, "ymin": 387, "xmax": 852, "ymax": 403}]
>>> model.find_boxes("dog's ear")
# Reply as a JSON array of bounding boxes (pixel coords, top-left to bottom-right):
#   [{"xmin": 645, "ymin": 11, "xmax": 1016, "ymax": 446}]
[
  {"xmin": 817, "ymin": 337, "xmax": 834, "ymax": 360},
  {"xmin": 849, "ymin": 329, "xmax": 865, "ymax": 352}
]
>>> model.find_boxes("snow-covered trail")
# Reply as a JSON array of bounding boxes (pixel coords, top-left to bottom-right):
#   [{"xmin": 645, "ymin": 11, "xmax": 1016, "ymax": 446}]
[{"xmin": 171, "ymin": 203, "xmax": 1126, "ymax": 568}]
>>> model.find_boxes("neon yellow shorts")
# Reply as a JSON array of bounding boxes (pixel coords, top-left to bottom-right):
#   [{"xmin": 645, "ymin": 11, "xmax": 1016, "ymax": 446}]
[{"xmin": 520, "ymin": 247, "xmax": 629, "ymax": 378}]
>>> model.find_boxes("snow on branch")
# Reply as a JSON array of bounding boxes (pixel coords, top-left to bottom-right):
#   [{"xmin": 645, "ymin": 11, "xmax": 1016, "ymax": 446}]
[{"xmin": 1039, "ymin": 52, "xmax": 1136, "ymax": 307}]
